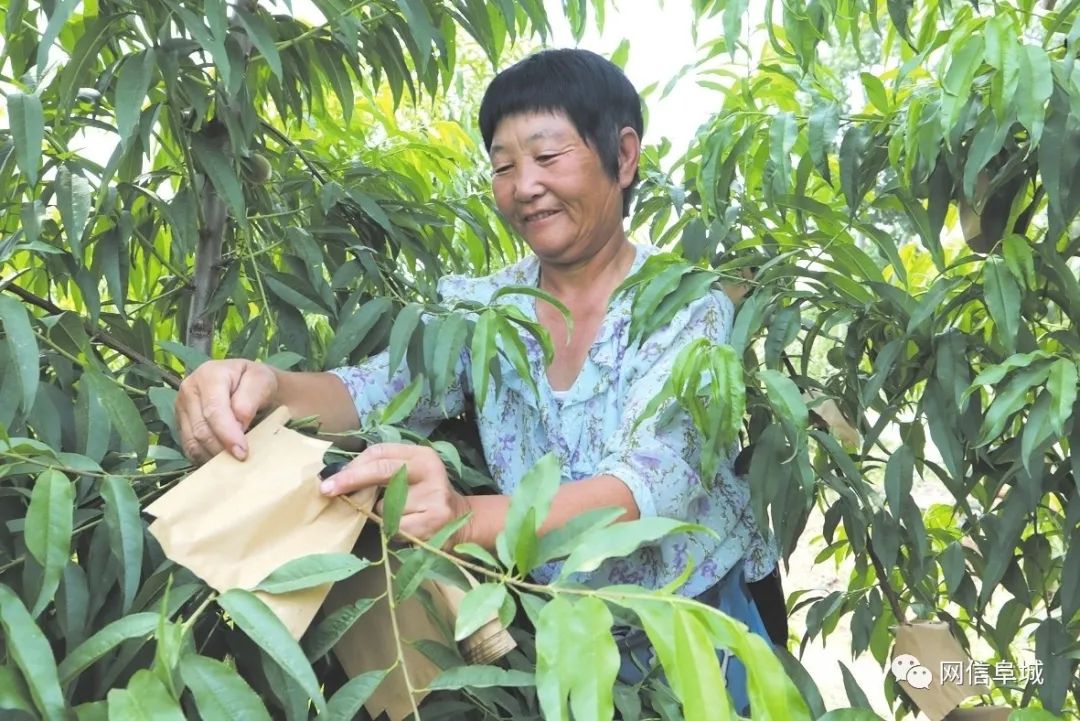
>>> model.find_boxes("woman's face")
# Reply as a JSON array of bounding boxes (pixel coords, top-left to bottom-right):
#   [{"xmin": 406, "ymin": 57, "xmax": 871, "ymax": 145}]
[{"xmin": 488, "ymin": 111, "xmax": 637, "ymax": 265}]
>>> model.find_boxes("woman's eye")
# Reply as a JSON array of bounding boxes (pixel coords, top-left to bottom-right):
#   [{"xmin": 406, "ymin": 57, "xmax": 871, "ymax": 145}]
[
  {"xmin": 492, "ymin": 165, "xmax": 512, "ymax": 175},
  {"xmin": 536, "ymin": 154, "xmax": 557, "ymax": 163}
]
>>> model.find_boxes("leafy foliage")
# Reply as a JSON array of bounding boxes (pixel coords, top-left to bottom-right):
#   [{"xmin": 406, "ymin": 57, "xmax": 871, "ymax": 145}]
[
  {"xmin": 0, "ymin": 0, "xmax": 802, "ymax": 719},
  {"xmin": 2, "ymin": 0, "xmax": 1078, "ymax": 718},
  {"xmin": 628, "ymin": 0, "xmax": 1080, "ymax": 715}
]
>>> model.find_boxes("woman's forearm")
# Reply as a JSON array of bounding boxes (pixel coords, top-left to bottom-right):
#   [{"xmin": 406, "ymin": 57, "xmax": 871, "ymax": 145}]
[
  {"xmin": 267, "ymin": 366, "xmax": 361, "ymax": 433},
  {"xmin": 459, "ymin": 474, "xmax": 640, "ymax": 550}
]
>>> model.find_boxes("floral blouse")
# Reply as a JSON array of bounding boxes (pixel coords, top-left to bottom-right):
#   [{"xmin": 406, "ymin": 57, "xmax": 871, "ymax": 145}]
[{"xmin": 330, "ymin": 244, "xmax": 777, "ymax": 596}]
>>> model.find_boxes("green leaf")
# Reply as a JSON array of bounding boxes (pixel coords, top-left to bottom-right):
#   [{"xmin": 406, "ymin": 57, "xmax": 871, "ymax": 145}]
[
  {"xmin": 759, "ymin": 369, "xmax": 809, "ymax": 439},
  {"xmin": 25, "ymin": 468, "xmax": 74, "ymax": 617},
  {"xmin": 82, "ymin": 367, "xmax": 149, "ymax": 459},
  {"xmin": 0, "ymin": 665, "xmax": 34, "ymax": 714},
  {"xmin": 394, "ymin": 0, "xmax": 437, "ymax": 72},
  {"xmin": 191, "ymin": 133, "xmax": 246, "ymax": 225},
  {"xmin": 325, "ymin": 669, "xmax": 389, "ymax": 721},
  {"xmin": 264, "ymin": 273, "xmax": 329, "ymax": 316},
  {"xmin": 886, "ymin": 0, "xmax": 911, "ymax": 40},
  {"xmin": 115, "ymin": 50, "xmax": 156, "ymax": 149},
  {"xmin": 1046, "ymin": 357, "xmax": 1078, "ymax": 436},
  {"xmin": 179, "ymin": 654, "xmax": 272, "ymax": 721},
  {"xmin": 496, "ymin": 316, "xmax": 539, "ymax": 398},
  {"xmin": 326, "ymin": 299, "xmax": 391, "ymax": 368},
  {"xmin": 169, "ymin": 3, "xmax": 230, "ymax": 81},
  {"xmin": 962, "ymin": 111, "xmax": 1009, "ymax": 199},
  {"xmin": 1021, "ymin": 390, "xmax": 1054, "ymax": 474},
  {"xmin": 6, "ymin": 92, "xmax": 44, "ymax": 186},
  {"xmin": 838, "ymin": 661, "xmax": 872, "ymax": 709},
  {"xmin": 453, "ymin": 542, "xmax": 501, "ymax": 568},
  {"xmin": 1002, "ymin": 234, "xmax": 1036, "ymax": 289},
  {"xmin": 983, "ymin": 258, "xmax": 1021, "ymax": 352},
  {"xmin": 101, "ymin": 475, "xmax": 143, "ymax": 613},
  {"xmin": 1017, "ymin": 45, "xmax": 1052, "ymax": 145},
  {"xmin": 252, "ymin": 554, "xmax": 372, "ymax": 595},
  {"xmin": 0, "ymin": 294, "xmax": 39, "ymax": 413},
  {"xmin": 939, "ymin": 542, "xmax": 967, "ymax": 596},
  {"xmin": 559, "ymin": 518, "xmax": 707, "ymax": 577},
  {"xmin": 943, "ymin": 35, "xmax": 985, "ymax": 98},
  {"xmin": 303, "ymin": 597, "xmax": 377, "ymax": 662},
  {"xmin": 454, "ymin": 583, "xmax": 507, "ymax": 641},
  {"xmin": 673, "ymin": 610, "xmax": 733, "ymax": 720},
  {"xmin": 470, "ymin": 309, "xmax": 498, "ymax": 409},
  {"xmin": 379, "ymin": 374, "xmax": 423, "ymax": 426},
  {"xmin": 859, "ymin": 72, "xmax": 889, "ymax": 112},
  {"xmin": 235, "ymin": 8, "xmax": 282, "ymax": 79},
  {"xmin": 817, "ymin": 708, "xmax": 882, "ymax": 720},
  {"xmin": 387, "ymin": 303, "xmax": 423, "ymax": 377},
  {"xmin": 629, "ymin": 263, "xmax": 688, "ymax": 345},
  {"xmin": 0, "ymin": 585, "xmax": 66, "ymax": 721},
  {"xmin": 58, "ymin": 612, "xmax": 158, "ymax": 685},
  {"xmin": 838, "ymin": 125, "xmax": 869, "ymax": 213},
  {"xmin": 808, "ymin": 99, "xmax": 840, "ymax": 183},
  {"xmin": 57, "ymin": 166, "xmax": 92, "ymax": 257},
  {"xmin": 496, "ymin": 452, "xmax": 561, "ymax": 569},
  {"xmin": 428, "ymin": 665, "xmax": 535, "ymax": 690},
  {"xmin": 768, "ymin": 111, "xmax": 796, "ymax": 198},
  {"xmin": 965, "ymin": 350, "xmax": 1051, "ymax": 396},
  {"xmin": 216, "ymin": 589, "xmax": 326, "ymax": 714},
  {"xmin": 107, "ymin": 669, "xmax": 185, "ymax": 720},
  {"xmin": 535, "ymin": 596, "xmax": 619, "ymax": 721},
  {"xmin": 381, "ymin": 464, "xmax": 409, "ymax": 537},
  {"xmin": 159, "ymin": 340, "xmax": 211, "ymax": 372},
  {"xmin": 884, "ymin": 445, "xmax": 914, "ymax": 515},
  {"xmin": 1007, "ymin": 711, "xmax": 1066, "ymax": 721},
  {"xmin": 978, "ymin": 363, "xmax": 1052, "ymax": 445},
  {"xmin": 35, "ymin": 0, "xmax": 80, "ymax": 76},
  {"xmin": 432, "ymin": 312, "xmax": 468, "ymax": 401},
  {"xmin": 535, "ymin": 507, "xmax": 627, "ymax": 567}
]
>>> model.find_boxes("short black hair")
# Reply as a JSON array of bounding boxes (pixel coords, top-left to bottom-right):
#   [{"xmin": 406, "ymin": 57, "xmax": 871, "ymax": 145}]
[{"xmin": 478, "ymin": 48, "xmax": 644, "ymax": 217}]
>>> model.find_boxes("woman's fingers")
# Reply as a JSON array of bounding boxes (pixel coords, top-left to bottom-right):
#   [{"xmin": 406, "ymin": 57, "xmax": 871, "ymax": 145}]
[
  {"xmin": 320, "ymin": 444, "xmax": 440, "ymax": 496},
  {"xmin": 321, "ymin": 443, "xmax": 464, "ymax": 542},
  {"xmin": 175, "ymin": 360, "xmax": 271, "ymax": 463}
]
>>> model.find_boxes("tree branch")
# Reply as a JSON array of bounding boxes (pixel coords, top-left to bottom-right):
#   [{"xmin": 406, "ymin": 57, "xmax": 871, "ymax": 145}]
[
  {"xmin": 186, "ymin": 181, "xmax": 228, "ymax": 355},
  {"xmin": 2, "ymin": 283, "xmax": 182, "ymax": 388}
]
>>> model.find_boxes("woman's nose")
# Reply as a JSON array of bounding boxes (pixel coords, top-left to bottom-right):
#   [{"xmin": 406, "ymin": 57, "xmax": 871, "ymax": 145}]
[{"xmin": 512, "ymin": 164, "xmax": 544, "ymax": 202}]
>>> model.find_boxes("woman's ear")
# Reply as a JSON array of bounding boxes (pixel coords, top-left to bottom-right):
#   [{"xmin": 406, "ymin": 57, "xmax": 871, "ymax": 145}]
[{"xmin": 616, "ymin": 126, "xmax": 641, "ymax": 189}]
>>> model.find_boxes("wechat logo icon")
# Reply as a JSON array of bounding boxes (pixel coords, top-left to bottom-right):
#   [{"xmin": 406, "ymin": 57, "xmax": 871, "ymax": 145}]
[{"xmin": 891, "ymin": 653, "xmax": 933, "ymax": 690}]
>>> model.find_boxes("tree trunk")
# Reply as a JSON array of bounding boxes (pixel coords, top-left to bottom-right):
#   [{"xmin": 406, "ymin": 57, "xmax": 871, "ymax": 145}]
[{"xmin": 186, "ymin": 181, "xmax": 228, "ymax": 355}]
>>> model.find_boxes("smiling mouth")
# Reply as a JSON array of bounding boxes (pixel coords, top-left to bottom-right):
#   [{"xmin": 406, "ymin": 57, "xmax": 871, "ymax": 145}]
[{"xmin": 523, "ymin": 210, "xmax": 559, "ymax": 223}]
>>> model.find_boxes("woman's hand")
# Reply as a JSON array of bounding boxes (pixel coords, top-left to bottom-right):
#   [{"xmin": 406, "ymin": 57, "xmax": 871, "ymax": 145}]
[
  {"xmin": 175, "ymin": 359, "xmax": 280, "ymax": 464},
  {"xmin": 320, "ymin": 443, "xmax": 471, "ymax": 543}
]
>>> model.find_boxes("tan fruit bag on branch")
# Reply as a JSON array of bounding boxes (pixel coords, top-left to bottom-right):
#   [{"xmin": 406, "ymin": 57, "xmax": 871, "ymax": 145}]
[
  {"xmin": 892, "ymin": 622, "xmax": 1012, "ymax": 721},
  {"xmin": 146, "ymin": 407, "xmax": 514, "ymax": 721}
]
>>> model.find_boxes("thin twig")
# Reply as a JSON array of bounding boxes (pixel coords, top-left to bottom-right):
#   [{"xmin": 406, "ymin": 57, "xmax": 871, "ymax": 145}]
[
  {"xmin": 379, "ymin": 529, "xmax": 423, "ymax": 721},
  {"xmin": 338, "ymin": 496, "xmax": 758, "ymax": 609},
  {"xmin": 866, "ymin": 532, "xmax": 907, "ymax": 623}
]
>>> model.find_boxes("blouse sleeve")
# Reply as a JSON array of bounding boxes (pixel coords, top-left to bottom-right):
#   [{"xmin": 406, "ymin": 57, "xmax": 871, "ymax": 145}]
[
  {"xmin": 328, "ymin": 275, "xmax": 474, "ymax": 433},
  {"xmin": 327, "ymin": 349, "xmax": 467, "ymax": 435},
  {"xmin": 594, "ymin": 290, "xmax": 745, "ymax": 523}
]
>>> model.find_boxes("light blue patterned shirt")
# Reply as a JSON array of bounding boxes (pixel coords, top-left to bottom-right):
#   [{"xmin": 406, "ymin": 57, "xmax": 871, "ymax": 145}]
[{"xmin": 330, "ymin": 244, "xmax": 776, "ymax": 596}]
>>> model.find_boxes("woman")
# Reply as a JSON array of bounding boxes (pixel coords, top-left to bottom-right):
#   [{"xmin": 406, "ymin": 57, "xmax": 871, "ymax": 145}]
[{"xmin": 176, "ymin": 48, "xmax": 782, "ymax": 712}]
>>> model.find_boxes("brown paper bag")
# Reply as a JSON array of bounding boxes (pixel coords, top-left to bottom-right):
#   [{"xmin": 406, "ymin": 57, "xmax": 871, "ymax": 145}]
[
  {"xmin": 325, "ymin": 527, "xmax": 517, "ymax": 721},
  {"xmin": 146, "ymin": 407, "xmax": 517, "ymax": 721},
  {"xmin": 145, "ymin": 407, "xmax": 376, "ymax": 638},
  {"xmin": 892, "ymin": 622, "xmax": 991, "ymax": 721}
]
